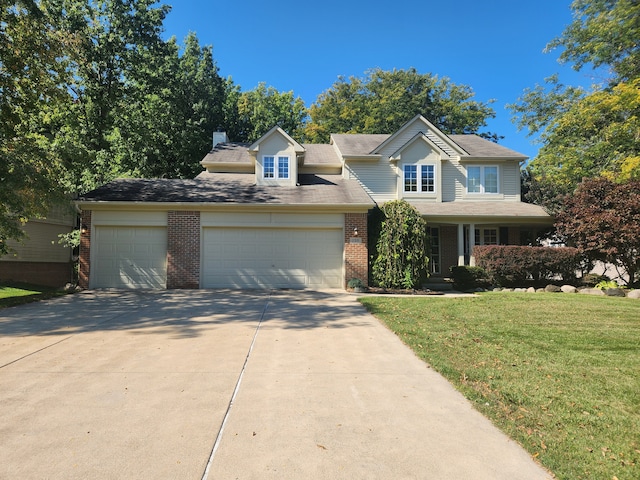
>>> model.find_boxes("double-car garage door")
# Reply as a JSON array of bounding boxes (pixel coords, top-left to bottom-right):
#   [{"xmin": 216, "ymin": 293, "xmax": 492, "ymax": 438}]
[
  {"xmin": 201, "ymin": 228, "xmax": 343, "ymax": 289},
  {"xmin": 90, "ymin": 213, "xmax": 344, "ymax": 289}
]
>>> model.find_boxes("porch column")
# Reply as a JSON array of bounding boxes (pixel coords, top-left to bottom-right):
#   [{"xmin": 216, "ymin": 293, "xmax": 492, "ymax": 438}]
[
  {"xmin": 457, "ymin": 223, "xmax": 465, "ymax": 266},
  {"xmin": 469, "ymin": 223, "xmax": 476, "ymax": 266}
]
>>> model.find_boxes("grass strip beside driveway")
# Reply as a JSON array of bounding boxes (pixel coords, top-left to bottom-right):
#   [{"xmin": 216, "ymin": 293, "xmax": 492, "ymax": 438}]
[
  {"xmin": 0, "ymin": 284, "xmax": 66, "ymax": 309},
  {"xmin": 360, "ymin": 293, "xmax": 640, "ymax": 480}
]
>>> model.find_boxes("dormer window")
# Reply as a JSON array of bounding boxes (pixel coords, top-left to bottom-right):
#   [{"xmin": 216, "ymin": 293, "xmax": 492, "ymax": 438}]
[
  {"xmin": 404, "ymin": 165, "xmax": 435, "ymax": 193},
  {"xmin": 467, "ymin": 165, "xmax": 498, "ymax": 194},
  {"xmin": 264, "ymin": 156, "xmax": 289, "ymax": 179}
]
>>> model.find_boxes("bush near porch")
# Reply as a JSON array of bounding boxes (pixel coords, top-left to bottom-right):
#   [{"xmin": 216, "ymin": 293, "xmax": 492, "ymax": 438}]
[{"xmin": 473, "ymin": 245, "xmax": 583, "ymax": 287}]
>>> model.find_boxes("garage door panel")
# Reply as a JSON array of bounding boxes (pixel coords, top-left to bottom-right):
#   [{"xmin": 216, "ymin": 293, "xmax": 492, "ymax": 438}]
[
  {"xmin": 92, "ymin": 226, "xmax": 167, "ymax": 289},
  {"xmin": 203, "ymin": 228, "xmax": 343, "ymax": 289}
]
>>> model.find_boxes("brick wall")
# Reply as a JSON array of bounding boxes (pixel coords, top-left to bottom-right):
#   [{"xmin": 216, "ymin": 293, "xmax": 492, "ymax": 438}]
[
  {"xmin": 78, "ymin": 210, "xmax": 92, "ymax": 289},
  {"xmin": 167, "ymin": 211, "xmax": 200, "ymax": 289},
  {"xmin": 0, "ymin": 262, "xmax": 73, "ymax": 288},
  {"xmin": 344, "ymin": 212, "xmax": 368, "ymax": 287}
]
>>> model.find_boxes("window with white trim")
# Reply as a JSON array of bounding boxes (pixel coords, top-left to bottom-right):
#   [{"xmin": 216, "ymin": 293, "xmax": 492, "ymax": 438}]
[
  {"xmin": 263, "ymin": 156, "xmax": 289, "ymax": 179},
  {"xmin": 404, "ymin": 164, "xmax": 435, "ymax": 193},
  {"xmin": 467, "ymin": 166, "xmax": 498, "ymax": 194}
]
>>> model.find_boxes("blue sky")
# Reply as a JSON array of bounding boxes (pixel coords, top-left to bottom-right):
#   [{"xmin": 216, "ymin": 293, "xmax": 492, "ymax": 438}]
[{"xmin": 162, "ymin": 0, "xmax": 599, "ymax": 160}]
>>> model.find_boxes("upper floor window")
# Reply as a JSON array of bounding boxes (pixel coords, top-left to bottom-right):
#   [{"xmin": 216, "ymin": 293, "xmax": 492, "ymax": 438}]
[
  {"xmin": 263, "ymin": 156, "xmax": 289, "ymax": 179},
  {"xmin": 404, "ymin": 165, "xmax": 435, "ymax": 193},
  {"xmin": 467, "ymin": 166, "xmax": 498, "ymax": 194}
]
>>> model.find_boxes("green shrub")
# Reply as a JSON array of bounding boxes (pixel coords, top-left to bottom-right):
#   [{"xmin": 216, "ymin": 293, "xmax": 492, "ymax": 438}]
[
  {"xmin": 474, "ymin": 245, "xmax": 583, "ymax": 287},
  {"xmin": 372, "ymin": 200, "xmax": 429, "ymax": 288},
  {"xmin": 450, "ymin": 266, "xmax": 490, "ymax": 291}
]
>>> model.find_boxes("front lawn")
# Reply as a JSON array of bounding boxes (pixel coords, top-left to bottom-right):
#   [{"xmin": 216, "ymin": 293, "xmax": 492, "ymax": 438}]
[
  {"xmin": 359, "ymin": 293, "xmax": 640, "ymax": 480},
  {"xmin": 0, "ymin": 284, "xmax": 66, "ymax": 309}
]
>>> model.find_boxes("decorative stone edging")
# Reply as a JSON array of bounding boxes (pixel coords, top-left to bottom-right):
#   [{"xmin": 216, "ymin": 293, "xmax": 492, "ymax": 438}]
[{"xmin": 488, "ymin": 285, "xmax": 639, "ymax": 298}]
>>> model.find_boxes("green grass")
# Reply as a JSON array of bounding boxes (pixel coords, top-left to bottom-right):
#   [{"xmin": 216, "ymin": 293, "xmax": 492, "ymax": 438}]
[
  {"xmin": 0, "ymin": 283, "xmax": 66, "ymax": 309},
  {"xmin": 360, "ymin": 293, "xmax": 640, "ymax": 480}
]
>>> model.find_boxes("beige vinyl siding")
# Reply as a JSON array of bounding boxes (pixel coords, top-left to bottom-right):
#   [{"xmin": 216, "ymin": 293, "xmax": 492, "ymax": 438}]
[
  {"xmin": 442, "ymin": 158, "xmax": 465, "ymax": 202},
  {"xmin": 2, "ymin": 221, "xmax": 73, "ymax": 263},
  {"xmin": 201, "ymin": 212, "xmax": 343, "ymax": 228},
  {"xmin": 91, "ymin": 210, "xmax": 168, "ymax": 227},
  {"xmin": 501, "ymin": 162, "xmax": 521, "ymax": 200},
  {"xmin": 345, "ymin": 161, "xmax": 397, "ymax": 203}
]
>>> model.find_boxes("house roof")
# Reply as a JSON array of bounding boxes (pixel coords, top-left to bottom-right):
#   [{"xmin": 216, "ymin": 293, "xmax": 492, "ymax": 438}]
[
  {"xmin": 330, "ymin": 132, "xmax": 526, "ymax": 160},
  {"xmin": 331, "ymin": 134, "xmax": 390, "ymax": 156},
  {"xmin": 410, "ymin": 201, "xmax": 551, "ymax": 221},
  {"xmin": 201, "ymin": 142, "xmax": 341, "ymax": 166},
  {"xmin": 200, "ymin": 143, "xmax": 252, "ymax": 165},
  {"xmin": 77, "ymin": 174, "xmax": 374, "ymax": 207},
  {"xmin": 449, "ymin": 135, "xmax": 528, "ymax": 159}
]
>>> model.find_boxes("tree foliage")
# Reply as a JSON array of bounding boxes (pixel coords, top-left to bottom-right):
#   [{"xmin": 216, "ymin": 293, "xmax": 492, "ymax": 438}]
[
  {"xmin": 2, "ymin": 0, "xmax": 309, "ymax": 253},
  {"xmin": 233, "ymin": 82, "xmax": 307, "ymax": 143},
  {"xmin": 305, "ymin": 68, "xmax": 497, "ymax": 143},
  {"xmin": 0, "ymin": 0, "xmax": 69, "ymax": 253},
  {"xmin": 555, "ymin": 177, "xmax": 640, "ymax": 286},
  {"xmin": 372, "ymin": 200, "xmax": 429, "ymax": 289},
  {"xmin": 546, "ymin": 0, "xmax": 640, "ymax": 82},
  {"xmin": 511, "ymin": 0, "xmax": 640, "ymax": 210}
]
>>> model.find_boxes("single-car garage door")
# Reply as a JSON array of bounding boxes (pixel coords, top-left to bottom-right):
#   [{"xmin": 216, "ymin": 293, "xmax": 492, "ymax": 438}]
[
  {"xmin": 91, "ymin": 226, "xmax": 167, "ymax": 289},
  {"xmin": 202, "ymin": 228, "xmax": 343, "ymax": 289}
]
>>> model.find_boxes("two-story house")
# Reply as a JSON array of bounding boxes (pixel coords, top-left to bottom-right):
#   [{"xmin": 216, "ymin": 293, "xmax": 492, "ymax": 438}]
[{"xmin": 76, "ymin": 115, "xmax": 551, "ymax": 290}]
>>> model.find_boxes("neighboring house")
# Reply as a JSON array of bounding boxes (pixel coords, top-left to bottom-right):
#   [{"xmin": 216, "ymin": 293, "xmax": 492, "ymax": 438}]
[
  {"xmin": 0, "ymin": 206, "xmax": 75, "ymax": 287},
  {"xmin": 76, "ymin": 115, "xmax": 552, "ymax": 290}
]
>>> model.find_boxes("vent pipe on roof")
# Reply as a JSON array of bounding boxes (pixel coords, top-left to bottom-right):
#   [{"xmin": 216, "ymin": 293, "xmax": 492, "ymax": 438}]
[{"xmin": 213, "ymin": 130, "xmax": 228, "ymax": 148}]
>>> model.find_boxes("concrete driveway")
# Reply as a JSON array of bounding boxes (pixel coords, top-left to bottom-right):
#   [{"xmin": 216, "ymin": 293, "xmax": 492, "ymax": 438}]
[{"xmin": 0, "ymin": 290, "xmax": 552, "ymax": 479}]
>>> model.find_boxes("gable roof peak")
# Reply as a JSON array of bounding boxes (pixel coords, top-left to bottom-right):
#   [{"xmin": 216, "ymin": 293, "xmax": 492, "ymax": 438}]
[{"xmin": 248, "ymin": 126, "xmax": 305, "ymax": 153}]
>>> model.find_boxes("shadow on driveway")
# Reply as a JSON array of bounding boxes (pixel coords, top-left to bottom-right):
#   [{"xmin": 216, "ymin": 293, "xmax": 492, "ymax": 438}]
[{"xmin": 0, "ymin": 289, "xmax": 371, "ymax": 338}]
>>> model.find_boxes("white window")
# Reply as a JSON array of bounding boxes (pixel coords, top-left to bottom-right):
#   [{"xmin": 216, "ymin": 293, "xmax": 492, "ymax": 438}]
[
  {"xmin": 263, "ymin": 156, "xmax": 289, "ymax": 179},
  {"xmin": 467, "ymin": 166, "xmax": 498, "ymax": 194},
  {"xmin": 404, "ymin": 165, "xmax": 435, "ymax": 193}
]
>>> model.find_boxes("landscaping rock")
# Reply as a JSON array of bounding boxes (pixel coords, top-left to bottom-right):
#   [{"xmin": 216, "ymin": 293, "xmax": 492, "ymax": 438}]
[
  {"xmin": 492, "ymin": 287, "xmax": 503, "ymax": 292},
  {"xmin": 561, "ymin": 285, "xmax": 577, "ymax": 294},
  {"xmin": 605, "ymin": 288, "xmax": 626, "ymax": 297},
  {"xmin": 579, "ymin": 288, "xmax": 605, "ymax": 296},
  {"xmin": 627, "ymin": 290, "xmax": 640, "ymax": 299},
  {"xmin": 514, "ymin": 288, "xmax": 527, "ymax": 293},
  {"xmin": 527, "ymin": 287, "xmax": 536, "ymax": 293},
  {"xmin": 536, "ymin": 288, "xmax": 546, "ymax": 293},
  {"xmin": 545, "ymin": 284, "xmax": 562, "ymax": 293}
]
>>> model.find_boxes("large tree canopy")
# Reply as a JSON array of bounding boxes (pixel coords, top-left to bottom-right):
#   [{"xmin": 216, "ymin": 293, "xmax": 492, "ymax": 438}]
[
  {"xmin": 555, "ymin": 177, "xmax": 640, "ymax": 286},
  {"xmin": 510, "ymin": 0, "xmax": 640, "ymax": 210},
  {"xmin": 547, "ymin": 0, "xmax": 640, "ymax": 82},
  {"xmin": 0, "ymin": 0, "xmax": 68, "ymax": 253},
  {"xmin": 305, "ymin": 68, "xmax": 497, "ymax": 143},
  {"xmin": 1, "ymin": 0, "xmax": 308, "ymax": 254}
]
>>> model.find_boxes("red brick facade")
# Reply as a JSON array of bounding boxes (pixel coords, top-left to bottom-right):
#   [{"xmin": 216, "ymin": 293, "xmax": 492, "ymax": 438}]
[
  {"xmin": 167, "ymin": 211, "xmax": 200, "ymax": 289},
  {"xmin": 344, "ymin": 212, "xmax": 369, "ymax": 287},
  {"xmin": 78, "ymin": 210, "xmax": 92, "ymax": 289},
  {"xmin": 0, "ymin": 262, "xmax": 73, "ymax": 288}
]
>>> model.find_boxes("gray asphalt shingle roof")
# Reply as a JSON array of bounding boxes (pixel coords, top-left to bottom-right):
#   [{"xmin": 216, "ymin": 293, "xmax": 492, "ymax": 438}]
[{"xmin": 78, "ymin": 174, "xmax": 374, "ymax": 207}]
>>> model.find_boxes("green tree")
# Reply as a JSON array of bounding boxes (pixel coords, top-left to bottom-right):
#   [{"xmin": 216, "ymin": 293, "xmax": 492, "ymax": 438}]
[
  {"xmin": 234, "ymin": 82, "xmax": 307, "ymax": 143},
  {"xmin": 372, "ymin": 200, "xmax": 429, "ymax": 289},
  {"xmin": 305, "ymin": 68, "xmax": 497, "ymax": 143},
  {"xmin": 0, "ymin": 0, "xmax": 68, "ymax": 254},
  {"xmin": 528, "ymin": 79, "xmax": 640, "ymax": 189},
  {"xmin": 117, "ymin": 32, "xmax": 227, "ymax": 179},
  {"xmin": 556, "ymin": 177, "xmax": 640, "ymax": 286},
  {"xmin": 546, "ymin": 0, "xmax": 640, "ymax": 82},
  {"xmin": 43, "ymin": 0, "xmax": 172, "ymax": 192},
  {"xmin": 510, "ymin": 0, "xmax": 640, "ymax": 210}
]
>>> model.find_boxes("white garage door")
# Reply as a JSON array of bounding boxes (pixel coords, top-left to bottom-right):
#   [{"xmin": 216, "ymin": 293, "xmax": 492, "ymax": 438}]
[
  {"xmin": 202, "ymin": 228, "xmax": 343, "ymax": 289},
  {"xmin": 92, "ymin": 226, "xmax": 167, "ymax": 289}
]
